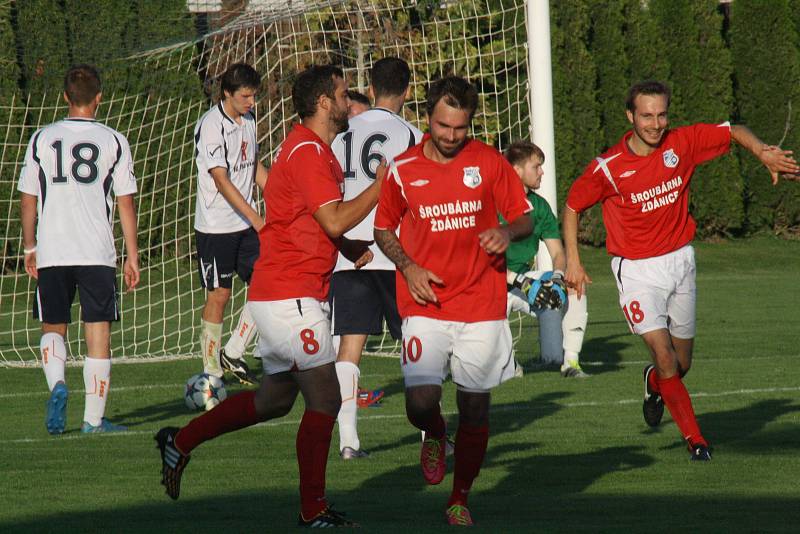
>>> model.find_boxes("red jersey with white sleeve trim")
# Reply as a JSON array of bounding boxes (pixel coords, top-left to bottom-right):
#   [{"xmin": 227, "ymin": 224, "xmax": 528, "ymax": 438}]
[
  {"xmin": 566, "ymin": 122, "xmax": 731, "ymax": 259},
  {"xmin": 374, "ymin": 136, "xmax": 531, "ymax": 322},
  {"xmin": 249, "ymin": 124, "xmax": 343, "ymax": 301}
]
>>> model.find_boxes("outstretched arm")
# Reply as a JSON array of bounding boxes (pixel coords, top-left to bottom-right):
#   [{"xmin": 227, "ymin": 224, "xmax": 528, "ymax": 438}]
[
  {"xmin": 731, "ymin": 125, "xmax": 800, "ymax": 184},
  {"xmin": 562, "ymin": 207, "xmax": 591, "ymax": 299},
  {"xmin": 374, "ymin": 228, "xmax": 443, "ymax": 305}
]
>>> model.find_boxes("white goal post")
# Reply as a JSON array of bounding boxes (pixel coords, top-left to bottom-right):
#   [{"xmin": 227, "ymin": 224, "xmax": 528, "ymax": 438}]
[{"xmin": 0, "ymin": 0, "xmax": 554, "ymax": 365}]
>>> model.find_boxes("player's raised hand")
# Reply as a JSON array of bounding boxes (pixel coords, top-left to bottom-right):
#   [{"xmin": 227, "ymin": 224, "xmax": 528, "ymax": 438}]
[
  {"xmin": 123, "ymin": 257, "xmax": 140, "ymax": 291},
  {"xmin": 478, "ymin": 227, "xmax": 510, "ymax": 255},
  {"xmin": 23, "ymin": 250, "xmax": 38, "ymax": 279},
  {"xmin": 564, "ymin": 261, "xmax": 591, "ymax": 299},
  {"xmin": 758, "ymin": 145, "xmax": 800, "ymax": 184},
  {"xmin": 401, "ymin": 263, "xmax": 443, "ymax": 305}
]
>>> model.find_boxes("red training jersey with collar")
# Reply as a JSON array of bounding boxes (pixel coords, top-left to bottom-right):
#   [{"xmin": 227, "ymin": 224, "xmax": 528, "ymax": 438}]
[
  {"xmin": 374, "ymin": 136, "xmax": 531, "ymax": 322},
  {"xmin": 566, "ymin": 122, "xmax": 731, "ymax": 259},
  {"xmin": 249, "ymin": 124, "xmax": 344, "ymax": 301}
]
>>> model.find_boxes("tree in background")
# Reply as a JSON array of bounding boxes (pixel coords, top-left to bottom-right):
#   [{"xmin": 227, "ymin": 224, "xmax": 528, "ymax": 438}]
[
  {"xmin": 16, "ymin": 0, "xmax": 69, "ymax": 96},
  {"xmin": 731, "ymin": 0, "xmax": 800, "ymax": 233}
]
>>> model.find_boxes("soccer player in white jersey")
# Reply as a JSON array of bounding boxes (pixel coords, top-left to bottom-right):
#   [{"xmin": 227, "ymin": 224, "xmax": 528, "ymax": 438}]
[
  {"xmin": 194, "ymin": 63, "xmax": 269, "ymax": 386},
  {"xmin": 564, "ymin": 81, "xmax": 799, "ymax": 461},
  {"xmin": 18, "ymin": 65, "xmax": 139, "ymax": 434},
  {"xmin": 374, "ymin": 77, "xmax": 532, "ymax": 526},
  {"xmin": 330, "ymin": 57, "xmax": 423, "ymax": 459}
]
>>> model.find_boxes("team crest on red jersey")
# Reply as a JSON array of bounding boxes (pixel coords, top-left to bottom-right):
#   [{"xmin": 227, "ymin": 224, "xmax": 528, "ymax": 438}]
[
  {"xmin": 462, "ymin": 166, "xmax": 482, "ymax": 189},
  {"xmin": 240, "ymin": 141, "xmax": 248, "ymax": 161},
  {"xmin": 662, "ymin": 148, "xmax": 679, "ymax": 168}
]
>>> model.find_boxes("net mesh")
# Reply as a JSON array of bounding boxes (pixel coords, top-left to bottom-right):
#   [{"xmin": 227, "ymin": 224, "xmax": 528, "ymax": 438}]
[{"xmin": 0, "ymin": 0, "xmax": 534, "ymax": 366}]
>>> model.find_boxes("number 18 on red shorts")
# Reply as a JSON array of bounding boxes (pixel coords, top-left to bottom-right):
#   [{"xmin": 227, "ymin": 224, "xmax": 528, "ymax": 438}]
[
  {"xmin": 611, "ymin": 245, "xmax": 697, "ymax": 339},
  {"xmin": 400, "ymin": 316, "xmax": 516, "ymax": 392}
]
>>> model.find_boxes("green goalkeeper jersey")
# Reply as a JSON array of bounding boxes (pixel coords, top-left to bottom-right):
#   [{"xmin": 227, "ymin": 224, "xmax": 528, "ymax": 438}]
[{"xmin": 504, "ymin": 191, "xmax": 561, "ymax": 274}]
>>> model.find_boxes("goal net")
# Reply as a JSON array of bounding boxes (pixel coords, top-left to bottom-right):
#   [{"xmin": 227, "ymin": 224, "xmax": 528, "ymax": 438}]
[{"xmin": 0, "ymin": 0, "xmax": 534, "ymax": 365}]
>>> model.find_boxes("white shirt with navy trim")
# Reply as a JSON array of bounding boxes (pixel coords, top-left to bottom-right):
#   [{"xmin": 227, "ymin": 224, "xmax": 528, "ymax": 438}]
[
  {"xmin": 17, "ymin": 118, "xmax": 136, "ymax": 268},
  {"xmin": 193, "ymin": 103, "xmax": 258, "ymax": 233},
  {"xmin": 332, "ymin": 108, "xmax": 422, "ymax": 271}
]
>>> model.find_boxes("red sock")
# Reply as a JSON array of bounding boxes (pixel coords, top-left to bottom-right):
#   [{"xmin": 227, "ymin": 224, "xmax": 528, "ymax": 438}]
[
  {"xmin": 448, "ymin": 423, "xmax": 489, "ymax": 507},
  {"xmin": 657, "ymin": 375, "xmax": 707, "ymax": 446},
  {"xmin": 297, "ymin": 410, "xmax": 336, "ymax": 520},
  {"xmin": 175, "ymin": 391, "xmax": 259, "ymax": 454},
  {"xmin": 648, "ymin": 368, "xmax": 660, "ymax": 394}
]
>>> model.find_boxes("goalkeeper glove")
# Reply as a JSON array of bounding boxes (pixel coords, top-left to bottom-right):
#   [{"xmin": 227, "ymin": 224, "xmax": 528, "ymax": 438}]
[{"xmin": 528, "ymin": 270, "xmax": 567, "ymax": 311}]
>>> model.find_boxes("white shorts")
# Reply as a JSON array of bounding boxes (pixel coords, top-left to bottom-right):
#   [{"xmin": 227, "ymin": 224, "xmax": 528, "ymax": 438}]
[
  {"xmin": 400, "ymin": 316, "xmax": 516, "ymax": 392},
  {"xmin": 611, "ymin": 245, "xmax": 696, "ymax": 338},
  {"xmin": 250, "ymin": 298, "xmax": 336, "ymax": 375}
]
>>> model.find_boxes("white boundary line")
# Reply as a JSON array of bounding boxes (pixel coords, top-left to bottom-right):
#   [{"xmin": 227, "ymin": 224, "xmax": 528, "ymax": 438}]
[{"xmin": 2, "ymin": 385, "xmax": 798, "ymax": 445}]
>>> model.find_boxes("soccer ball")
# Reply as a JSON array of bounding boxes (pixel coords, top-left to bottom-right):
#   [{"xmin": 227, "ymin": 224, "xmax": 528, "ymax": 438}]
[{"xmin": 185, "ymin": 373, "xmax": 227, "ymax": 411}]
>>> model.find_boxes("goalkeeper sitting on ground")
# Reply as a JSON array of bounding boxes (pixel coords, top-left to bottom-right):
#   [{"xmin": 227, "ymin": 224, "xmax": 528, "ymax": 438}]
[{"xmin": 503, "ymin": 141, "xmax": 589, "ymax": 378}]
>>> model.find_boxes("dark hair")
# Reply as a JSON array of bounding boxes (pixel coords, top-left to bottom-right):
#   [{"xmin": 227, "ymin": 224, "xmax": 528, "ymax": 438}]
[
  {"xmin": 626, "ymin": 80, "xmax": 671, "ymax": 112},
  {"xmin": 220, "ymin": 63, "xmax": 261, "ymax": 97},
  {"xmin": 293, "ymin": 65, "xmax": 345, "ymax": 119},
  {"xmin": 64, "ymin": 64, "xmax": 101, "ymax": 106},
  {"xmin": 370, "ymin": 57, "xmax": 411, "ymax": 98},
  {"xmin": 504, "ymin": 140, "xmax": 545, "ymax": 166},
  {"xmin": 347, "ymin": 90, "xmax": 370, "ymax": 107},
  {"xmin": 425, "ymin": 76, "xmax": 479, "ymax": 118}
]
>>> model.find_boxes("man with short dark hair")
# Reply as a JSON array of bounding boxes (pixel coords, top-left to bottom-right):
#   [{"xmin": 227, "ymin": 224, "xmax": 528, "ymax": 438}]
[
  {"xmin": 564, "ymin": 80, "xmax": 799, "ymax": 461},
  {"xmin": 156, "ymin": 64, "xmax": 381, "ymax": 528},
  {"xmin": 330, "ymin": 57, "xmax": 422, "ymax": 459},
  {"xmin": 374, "ymin": 76, "xmax": 532, "ymax": 526},
  {"xmin": 19, "ymin": 64, "xmax": 139, "ymax": 434},
  {"xmin": 193, "ymin": 63, "xmax": 268, "ymax": 386},
  {"xmin": 346, "ymin": 90, "xmax": 371, "ymax": 118}
]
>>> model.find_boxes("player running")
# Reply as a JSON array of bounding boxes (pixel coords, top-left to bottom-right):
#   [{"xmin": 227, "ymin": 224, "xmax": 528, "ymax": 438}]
[
  {"xmin": 19, "ymin": 65, "xmax": 139, "ymax": 434},
  {"xmin": 374, "ymin": 76, "xmax": 532, "ymax": 526},
  {"xmin": 330, "ymin": 57, "xmax": 423, "ymax": 459},
  {"xmin": 194, "ymin": 63, "xmax": 269, "ymax": 386},
  {"xmin": 156, "ymin": 65, "xmax": 380, "ymax": 528},
  {"xmin": 503, "ymin": 141, "xmax": 589, "ymax": 378},
  {"xmin": 564, "ymin": 80, "xmax": 799, "ymax": 461}
]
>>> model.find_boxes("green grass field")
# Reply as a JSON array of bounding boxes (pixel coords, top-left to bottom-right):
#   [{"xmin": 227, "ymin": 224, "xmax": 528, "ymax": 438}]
[{"xmin": 2, "ymin": 237, "xmax": 799, "ymax": 533}]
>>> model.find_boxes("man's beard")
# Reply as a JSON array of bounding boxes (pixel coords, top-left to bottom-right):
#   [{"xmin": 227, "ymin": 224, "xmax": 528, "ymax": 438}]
[
  {"xmin": 334, "ymin": 111, "xmax": 349, "ymax": 134},
  {"xmin": 431, "ymin": 135, "xmax": 466, "ymax": 158}
]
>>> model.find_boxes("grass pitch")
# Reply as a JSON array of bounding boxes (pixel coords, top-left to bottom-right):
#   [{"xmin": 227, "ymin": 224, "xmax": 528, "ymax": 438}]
[{"xmin": 1, "ymin": 237, "xmax": 799, "ymax": 533}]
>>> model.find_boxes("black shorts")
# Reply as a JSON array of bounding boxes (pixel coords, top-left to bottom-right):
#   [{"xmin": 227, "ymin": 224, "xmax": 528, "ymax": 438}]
[
  {"xmin": 329, "ymin": 270, "xmax": 401, "ymax": 340},
  {"xmin": 195, "ymin": 227, "xmax": 260, "ymax": 289},
  {"xmin": 34, "ymin": 266, "xmax": 118, "ymax": 324}
]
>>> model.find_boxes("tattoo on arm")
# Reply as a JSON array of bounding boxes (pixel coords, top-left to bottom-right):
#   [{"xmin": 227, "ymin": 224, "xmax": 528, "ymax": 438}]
[{"xmin": 374, "ymin": 229, "xmax": 413, "ymax": 272}]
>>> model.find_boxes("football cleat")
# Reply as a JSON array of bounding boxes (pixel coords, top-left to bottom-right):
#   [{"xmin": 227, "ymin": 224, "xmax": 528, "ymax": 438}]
[
  {"xmin": 689, "ymin": 442, "xmax": 712, "ymax": 462},
  {"xmin": 340, "ymin": 446, "xmax": 369, "ymax": 460},
  {"xmin": 357, "ymin": 388, "xmax": 384, "ymax": 408},
  {"xmin": 81, "ymin": 419, "xmax": 127, "ymax": 433},
  {"xmin": 298, "ymin": 506, "xmax": 358, "ymax": 527},
  {"xmin": 642, "ymin": 364, "xmax": 664, "ymax": 427},
  {"xmin": 220, "ymin": 349, "xmax": 258, "ymax": 385},
  {"xmin": 561, "ymin": 360, "xmax": 590, "ymax": 378},
  {"xmin": 445, "ymin": 504, "xmax": 474, "ymax": 526},
  {"xmin": 45, "ymin": 382, "xmax": 68, "ymax": 435},
  {"xmin": 420, "ymin": 432, "xmax": 447, "ymax": 485},
  {"xmin": 155, "ymin": 427, "xmax": 191, "ymax": 500}
]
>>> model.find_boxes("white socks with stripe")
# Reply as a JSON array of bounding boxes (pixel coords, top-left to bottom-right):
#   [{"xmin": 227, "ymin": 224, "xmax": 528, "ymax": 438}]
[
  {"xmin": 83, "ymin": 357, "xmax": 111, "ymax": 427},
  {"xmin": 562, "ymin": 293, "xmax": 588, "ymax": 365},
  {"xmin": 201, "ymin": 319, "xmax": 223, "ymax": 377},
  {"xmin": 335, "ymin": 361, "xmax": 360, "ymax": 451},
  {"xmin": 41, "ymin": 333, "xmax": 67, "ymax": 391},
  {"xmin": 223, "ymin": 303, "xmax": 257, "ymax": 360}
]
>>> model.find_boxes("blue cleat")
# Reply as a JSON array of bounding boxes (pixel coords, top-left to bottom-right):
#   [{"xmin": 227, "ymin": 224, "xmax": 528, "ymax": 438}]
[
  {"xmin": 81, "ymin": 418, "xmax": 128, "ymax": 433},
  {"xmin": 45, "ymin": 382, "xmax": 68, "ymax": 435}
]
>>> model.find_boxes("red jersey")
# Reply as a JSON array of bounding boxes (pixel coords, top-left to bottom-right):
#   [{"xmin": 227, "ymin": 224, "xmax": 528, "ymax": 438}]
[
  {"xmin": 374, "ymin": 136, "xmax": 531, "ymax": 322},
  {"xmin": 566, "ymin": 122, "xmax": 731, "ymax": 259},
  {"xmin": 249, "ymin": 124, "xmax": 343, "ymax": 301}
]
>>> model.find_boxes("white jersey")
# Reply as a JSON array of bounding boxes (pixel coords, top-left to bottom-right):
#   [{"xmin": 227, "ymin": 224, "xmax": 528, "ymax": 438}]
[
  {"xmin": 193, "ymin": 103, "xmax": 258, "ymax": 233},
  {"xmin": 17, "ymin": 118, "xmax": 137, "ymax": 269},
  {"xmin": 332, "ymin": 107, "xmax": 422, "ymax": 271}
]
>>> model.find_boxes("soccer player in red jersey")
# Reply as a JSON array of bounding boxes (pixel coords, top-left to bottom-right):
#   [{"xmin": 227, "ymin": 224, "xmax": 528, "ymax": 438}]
[
  {"xmin": 156, "ymin": 65, "xmax": 381, "ymax": 528},
  {"xmin": 564, "ymin": 81, "xmax": 800, "ymax": 461},
  {"xmin": 374, "ymin": 77, "xmax": 533, "ymax": 526}
]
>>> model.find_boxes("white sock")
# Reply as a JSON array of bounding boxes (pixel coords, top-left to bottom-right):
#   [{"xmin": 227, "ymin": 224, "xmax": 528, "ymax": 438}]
[
  {"xmin": 562, "ymin": 293, "xmax": 588, "ymax": 362},
  {"xmin": 41, "ymin": 333, "xmax": 67, "ymax": 391},
  {"xmin": 201, "ymin": 319, "xmax": 223, "ymax": 377},
  {"xmin": 335, "ymin": 361, "xmax": 360, "ymax": 451},
  {"xmin": 83, "ymin": 357, "xmax": 111, "ymax": 426},
  {"xmin": 223, "ymin": 303, "xmax": 257, "ymax": 360}
]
